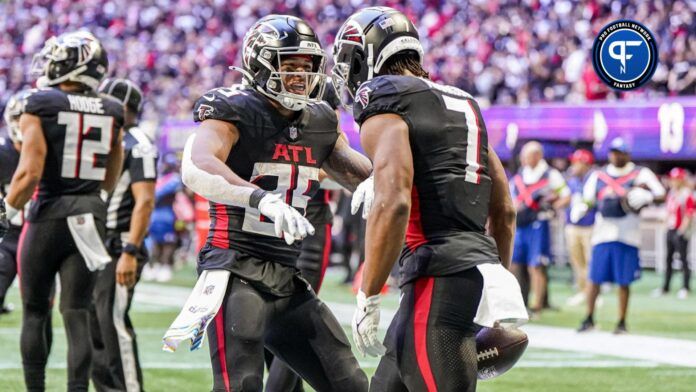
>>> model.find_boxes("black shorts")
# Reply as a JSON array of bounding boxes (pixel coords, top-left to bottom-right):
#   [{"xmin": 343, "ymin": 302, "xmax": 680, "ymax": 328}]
[{"xmin": 371, "ymin": 268, "xmax": 484, "ymax": 392}]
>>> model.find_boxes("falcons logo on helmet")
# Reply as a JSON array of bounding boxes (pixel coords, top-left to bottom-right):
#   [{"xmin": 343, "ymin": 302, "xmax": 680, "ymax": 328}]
[
  {"xmin": 336, "ymin": 20, "xmax": 365, "ymax": 46},
  {"xmin": 355, "ymin": 85, "xmax": 372, "ymax": 108}
]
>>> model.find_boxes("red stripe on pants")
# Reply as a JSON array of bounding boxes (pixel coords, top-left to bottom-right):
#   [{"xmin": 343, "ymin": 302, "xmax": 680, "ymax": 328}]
[
  {"xmin": 316, "ymin": 223, "xmax": 332, "ymax": 292},
  {"xmin": 414, "ymin": 277, "xmax": 437, "ymax": 391},
  {"xmin": 214, "ymin": 310, "xmax": 230, "ymax": 391}
]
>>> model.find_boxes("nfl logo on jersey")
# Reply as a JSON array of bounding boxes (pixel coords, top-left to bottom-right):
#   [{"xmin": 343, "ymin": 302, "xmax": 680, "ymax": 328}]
[{"xmin": 288, "ymin": 126, "xmax": 298, "ymax": 140}]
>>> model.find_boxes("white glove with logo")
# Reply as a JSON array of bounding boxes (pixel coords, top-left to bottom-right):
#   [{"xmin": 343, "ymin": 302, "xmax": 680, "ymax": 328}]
[
  {"xmin": 258, "ymin": 193, "xmax": 315, "ymax": 245},
  {"xmin": 350, "ymin": 175, "xmax": 374, "ymax": 219},
  {"xmin": 627, "ymin": 187, "xmax": 654, "ymax": 210},
  {"xmin": 352, "ymin": 290, "xmax": 386, "ymax": 357}
]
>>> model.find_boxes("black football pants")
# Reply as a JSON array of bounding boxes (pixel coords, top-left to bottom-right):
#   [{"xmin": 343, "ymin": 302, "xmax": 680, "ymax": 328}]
[
  {"xmin": 0, "ymin": 227, "xmax": 20, "ymax": 309},
  {"xmin": 20, "ymin": 218, "xmax": 102, "ymax": 392},
  {"xmin": 663, "ymin": 229, "xmax": 691, "ymax": 292},
  {"xmin": 371, "ymin": 268, "xmax": 484, "ymax": 392},
  {"xmin": 207, "ymin": 274, "xmax": 367, "ymax": 392},
  {"xmin": 265, "ymin": 223, "xmax": 332, "ymax": 392},
  {"xmin": 90, "ymin": 233, "xmax": 147, "ymax": 392}
]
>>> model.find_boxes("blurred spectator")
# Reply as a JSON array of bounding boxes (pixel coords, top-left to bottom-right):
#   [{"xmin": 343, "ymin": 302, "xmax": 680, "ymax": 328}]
[
  {"xmin": 576, "ymin": 137, "xmax": 666, "ymax": 334},
  {"xmin": 510, "ymin": 141, "xmax": 570, "ymax": 317},
  {"xmin": 654, "ymin": 168, "xmax": 694, "ymax": 299},
  {"xmin": 564, "ymin": 149, "xmax": 596, "ymax": 306},
  {"xmin": 144, "ymin": 153, "xmax": 182, "ymax": 282},
  {"xmin": 0, "ymin": 0, "xmax": 693, "ymax": 123}
]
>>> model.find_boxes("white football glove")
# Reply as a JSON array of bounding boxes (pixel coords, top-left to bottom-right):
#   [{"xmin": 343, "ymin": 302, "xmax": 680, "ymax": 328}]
[
  {"xmin": 569, "ymin": 201, "xmax": 589, "ymax": 224},
  {"xmin": 350, "ymin": 175, "xmax": 374, "ymax": 219},
  {"xmin": 352, "ymin": 290, "xmax": 386, "ymax": 357},
  {"xmin": 627, "ymin": 187, "xmax": 654, "ymax": 210},
  {"xmin": 258, "ymin": 193, "xmax": 315, "ymax": 245}
]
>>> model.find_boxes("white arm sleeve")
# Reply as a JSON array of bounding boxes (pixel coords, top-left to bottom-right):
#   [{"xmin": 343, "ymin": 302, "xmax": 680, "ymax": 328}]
[
  {"xmin": 636, "ymin": 167, "xmax": 666, "ymax": 199},
  {"xmin": 181, "ymin": 133, "xmax": 257, "ymax": 208}
]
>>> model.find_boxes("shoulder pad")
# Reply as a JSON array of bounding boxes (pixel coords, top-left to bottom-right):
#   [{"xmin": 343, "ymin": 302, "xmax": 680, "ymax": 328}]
[
  {"xmin": 353, "ymin": 76, "xmax": 422, "ymax": 125},
  {"xmin": 193, "ymin": 86, "xmax": 253, "ymax": 123},
  {"xmin": 23, "ymin": 88, "xmax": 66, "ymax": 116}
]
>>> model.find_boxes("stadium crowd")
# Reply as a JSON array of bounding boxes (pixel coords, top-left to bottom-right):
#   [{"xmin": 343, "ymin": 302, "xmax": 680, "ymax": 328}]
[{"xmin": 1, "ymin": 0, "xmax": 694, "ymax": 122}]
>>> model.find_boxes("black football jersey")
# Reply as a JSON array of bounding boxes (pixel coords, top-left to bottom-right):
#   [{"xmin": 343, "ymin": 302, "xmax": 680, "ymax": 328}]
[
  {"xmin": 106, "ymin": 126, "xmax": 158, "ymax": 232},
  {"xmin": 193, "ymin": 85, "xmax": 339, "ymax": 265},
  {"xmin": 353, "ymin": 75, "xmax": 500, "ymax": 283},
  {"xmin": 303, "ymin": 80, "xmax": 339, "ymax": 226},
  {"xmin": 23, "ymin": 88, "xmax": 123, "ymax": 222},
  {"xmin": 0, "ymin": 137, "xmax": 25, "ymax": 229},
  {"xmin": 305, "ymin": 189, "xmax": 332, "ymax": 225}
]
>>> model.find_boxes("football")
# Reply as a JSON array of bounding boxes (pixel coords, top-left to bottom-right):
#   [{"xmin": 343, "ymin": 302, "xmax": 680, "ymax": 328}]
[{"xmin": 476, "ymin": 326, "xmax": 529, "ymax": 380}]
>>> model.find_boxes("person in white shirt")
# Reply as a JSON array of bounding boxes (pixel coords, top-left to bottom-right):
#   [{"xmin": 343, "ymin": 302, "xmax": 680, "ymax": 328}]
[
  {"xmin": 573, "ymin": 137, "xmax": 665, "ymax": 334},
  {"xmin": 510, "ymin": 141, "xmax": 570, "ymax": 317}
]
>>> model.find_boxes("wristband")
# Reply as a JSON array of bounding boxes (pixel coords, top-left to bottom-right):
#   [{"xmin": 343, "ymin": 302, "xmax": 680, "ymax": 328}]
[
  {"xmin": 123, "ymin": 242, "xmax": 139, "ymax": 256},
  {"xmin": 249, "ymin": 189, "xmax": 268, "ymax": 209}
]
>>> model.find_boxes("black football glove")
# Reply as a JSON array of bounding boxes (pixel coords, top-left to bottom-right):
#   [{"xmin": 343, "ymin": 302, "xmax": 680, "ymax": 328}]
[{"xmin": 0, "ymin": 199, "xmax": 9, "ymax": 241}]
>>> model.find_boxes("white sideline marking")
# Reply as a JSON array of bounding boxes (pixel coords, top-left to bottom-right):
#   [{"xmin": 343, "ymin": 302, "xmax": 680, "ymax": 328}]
[
  {"xmin": 522, "ymin": 324, "xmax": 696, "ymax": 368},
  {"xmin": 132, "ymin": 283, "xmax": 696, "ymax": 368}
]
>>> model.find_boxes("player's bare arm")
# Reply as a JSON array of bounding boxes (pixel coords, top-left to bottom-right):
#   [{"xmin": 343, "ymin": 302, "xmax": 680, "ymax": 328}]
[
  {"xmin": 184, "ymin": 120, "xmax": 259, "ymax": 191},
  {"xmin": 185, "ymin": 119, "xmax": 259, "ymax": 192},
  {"xmin": 5, "ymin": 113, "xmax": 46, "ymax": 212},
  {"xmin": 322, "ymin": 131, "xmax": 372, "ymax": 192},
  {"xmin": 102, "ymin": 128, "xmax": 124, "ymax": 193},
  {"xmin": 487, "ymin": 144, "xmax": 516, "ymax": 269},
  {"xmin": 360, "ymin": 113, "xmax": 413, "ymax": 296},
  {"xmin": 116, "ymin": 180, "xmax": 155, "ymax": 288}
]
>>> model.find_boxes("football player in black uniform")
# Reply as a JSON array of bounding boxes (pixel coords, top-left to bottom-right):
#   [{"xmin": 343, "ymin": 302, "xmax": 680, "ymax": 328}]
[
  {"xmin": 333, "ymin": 7, "xmax": 526, "ymax": 391},
  {"xmin": 4, "ymin": 32, "xmax": 124, "ymax": 391},
  {"xmin": 264, "ymin": 82, "xmax": 342, "ymax": 392},
  {"xmin": 0, "ymin": 91, "xmax": 29, "ymax": 315},
  {"xmin": 90, "ymin": 78, "xmax": 157, "ymax": 392},
  {"xmin": 0, "ymin": 90, "xmax": 56, "ymax": 357},
  {"xmin": 183, "ymin": 15, "xmax": 370, "ymax": 392}
]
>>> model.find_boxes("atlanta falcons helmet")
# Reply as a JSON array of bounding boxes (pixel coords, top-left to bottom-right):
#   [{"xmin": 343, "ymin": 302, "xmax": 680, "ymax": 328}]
[
  {"xmin": 236, "ymin": 15, "xmax": 327, "ymax": 111},
  {"xmin": 3, "ymin": 89, "xmax": 31, "ymax": 144},
  {"xmin": 332, "ymin": 7, "xmax": 423, "ymax": 106},
  {"xmin": 30, "ymin": 30, "xmax": 108, "ymax": 91},
  {"xmin": 99, "ymin": 78, "xmax": 144, "ymax": 115}
]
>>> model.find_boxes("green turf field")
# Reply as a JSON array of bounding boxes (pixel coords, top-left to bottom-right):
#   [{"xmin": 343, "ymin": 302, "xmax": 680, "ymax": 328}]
[{"xmin": 1, "ymin": 264, "xmax": 695, "ymax": 391}]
